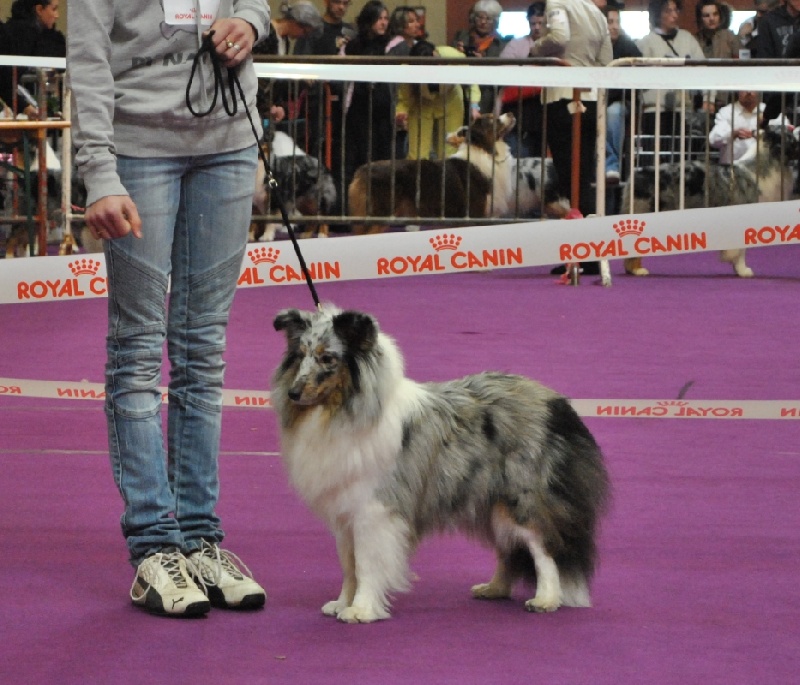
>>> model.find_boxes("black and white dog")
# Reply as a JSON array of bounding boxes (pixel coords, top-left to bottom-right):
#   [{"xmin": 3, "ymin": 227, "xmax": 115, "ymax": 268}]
[
  {"xmin": 252, "ymin": 131, "xmax": 337, "ymax": 241},
  {"xmin": 272, "ymin": 305, "xmax": 610, "ymax": 622},
  {"xmin": 622, "ymin": 125, "xmax": 798, "ymax": 277}
]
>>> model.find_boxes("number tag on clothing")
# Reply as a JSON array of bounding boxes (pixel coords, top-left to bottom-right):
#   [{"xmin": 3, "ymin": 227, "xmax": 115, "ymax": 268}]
[
  {"xmin": 547, "ymin": 8, "xmax": 567, "ymax": 30},
  {"xmin": 163, "ymin": 0, "xmax": 221, "ymax": 27}
]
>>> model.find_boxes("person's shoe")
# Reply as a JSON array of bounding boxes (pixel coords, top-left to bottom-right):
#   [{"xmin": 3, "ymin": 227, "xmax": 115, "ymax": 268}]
[
  {"xmin": 550, "ymin": 262, "xmax": 601, "ymax": 275},
  {"xmin": 605, "ymin": 170, "xmax": 620, "ymax": 184},
  {"xmin": 130, "ymin": 551, "xmax": 211, "ymax": 617},
  {"xmin": 187, "ymin": 542, "xmax": 266, "ymax": 610}
]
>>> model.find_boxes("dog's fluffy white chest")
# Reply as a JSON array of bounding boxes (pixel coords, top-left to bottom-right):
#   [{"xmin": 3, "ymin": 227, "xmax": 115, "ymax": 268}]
[{"xmin": 281, "ymin": 383, "xmax": 422, "ymax": 523}]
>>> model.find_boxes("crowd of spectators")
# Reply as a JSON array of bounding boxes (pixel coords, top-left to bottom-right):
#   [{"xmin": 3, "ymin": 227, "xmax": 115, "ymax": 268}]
[{"xmin": 3, "ymin": 0, "xmax": 797, "ymax": 224}]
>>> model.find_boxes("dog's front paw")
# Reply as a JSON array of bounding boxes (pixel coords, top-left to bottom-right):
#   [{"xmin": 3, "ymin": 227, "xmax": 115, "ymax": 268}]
[
  {"xmin": 471, "ymin": 582, "xmax": 511, "ymax": 600},
  {"xmin": 321, "ymin": 599, "xmax": 349, "ymax": 617},
  {"xmin": 734, "ymin": 264, "xmax": 754, "ymax": 278},
  {"xmin": 524, "ymin": 596, "xmax": 561, "ymax": 613},
  {"xmin": 337, "ymin": 604, "xmax": 390, "ymax": 624}
]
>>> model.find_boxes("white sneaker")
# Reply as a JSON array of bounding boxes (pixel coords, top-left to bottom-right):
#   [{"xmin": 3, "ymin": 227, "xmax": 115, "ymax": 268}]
[
  {"xmin": 130, "ymin": 551, "xmax": 211, "ymax": 617},
  {"xmin": 187, "ymin": 542, "xmax": 266, "ymax": 610}
]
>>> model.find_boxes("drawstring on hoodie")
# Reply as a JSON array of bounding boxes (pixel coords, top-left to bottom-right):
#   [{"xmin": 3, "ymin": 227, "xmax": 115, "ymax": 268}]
[{"xmin": 186, "ymin": 31, "xmax": 321, "ymax": 310}]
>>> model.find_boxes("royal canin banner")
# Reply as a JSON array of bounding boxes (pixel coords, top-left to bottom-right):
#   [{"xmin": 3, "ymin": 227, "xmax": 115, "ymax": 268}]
[
  {"xmin": 2, "ymin": 201, "xmax": 800, "ymax": 305},
  {"xmin": 2, "ymin": 377, "xmax": 798, "ymax": 420}
]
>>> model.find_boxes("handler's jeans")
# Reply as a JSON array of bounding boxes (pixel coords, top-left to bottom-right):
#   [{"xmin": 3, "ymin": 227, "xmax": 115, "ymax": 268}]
[{"xmin": 104, "ymin": 147, "xmax": 256, "ymax": 567}]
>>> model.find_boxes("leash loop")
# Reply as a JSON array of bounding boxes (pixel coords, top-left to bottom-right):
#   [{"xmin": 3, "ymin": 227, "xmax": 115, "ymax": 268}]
[{"xmin": 185, "ymin": 30, "xmax": 321, "ymax": 310}]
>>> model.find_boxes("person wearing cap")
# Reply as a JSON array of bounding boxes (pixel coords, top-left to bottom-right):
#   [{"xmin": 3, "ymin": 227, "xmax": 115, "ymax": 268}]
[{"xmin": 252, "ymin": 1, "xmax": 324, "ymax": 125}]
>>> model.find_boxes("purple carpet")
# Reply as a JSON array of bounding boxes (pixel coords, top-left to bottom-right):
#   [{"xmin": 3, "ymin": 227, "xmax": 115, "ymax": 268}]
[{"xmin": 1, "ymin": 247, "xmax": 798, "ymax": 684}]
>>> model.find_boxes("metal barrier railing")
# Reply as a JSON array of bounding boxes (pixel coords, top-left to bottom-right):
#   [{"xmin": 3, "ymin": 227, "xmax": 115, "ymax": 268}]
[{"xmin": 4, "ymin": 56, "xmax": 800, "ymax": 273}]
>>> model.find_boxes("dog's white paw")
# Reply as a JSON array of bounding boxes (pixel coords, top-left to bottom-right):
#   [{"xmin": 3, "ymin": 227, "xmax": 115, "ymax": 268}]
[
  {"xmin": 321, "ymin": 599, "xmax": 348, "ymax": 617},
  {"xmin": 336, "ymin": 604, "xmax": 390, "ymax": 624},
  {"xmin": 471, "ymin": 582, "xmax": 511, "ymax": 600},
  {"xmin": 734, "ymin": 264, "xmax": 754, "ymax": 278},
  {"xmin": 524, "ymin": 596, "xmax": 561, "ymax": 613}
]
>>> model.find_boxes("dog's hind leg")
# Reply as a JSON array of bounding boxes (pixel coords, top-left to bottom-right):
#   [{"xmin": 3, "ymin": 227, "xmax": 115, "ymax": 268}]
[
  {"xmin": 523, "ymin": 531, "xmax": 562, "ymax": 613},
  {"xmin": 322, "ymin": 524, "xmax": 357, "ymax": 618},
  {"xmin": 336, "ymin": 501, "xmax": 410, "ymax": 624}
]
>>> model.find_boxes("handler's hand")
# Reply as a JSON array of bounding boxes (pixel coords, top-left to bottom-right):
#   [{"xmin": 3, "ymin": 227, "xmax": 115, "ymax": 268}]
[
  {"xmin": 208, "ymin": 18, "xmax": 257, "ymax": 68},
  {"xmin": 85, "ymin": 195, "xmax": 142, "ymax": 241}
]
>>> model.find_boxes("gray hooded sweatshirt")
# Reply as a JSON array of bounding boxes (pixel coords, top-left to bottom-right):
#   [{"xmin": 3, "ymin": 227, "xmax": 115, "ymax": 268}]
[{"xmin": 68, "ymin": 0, "xmax": 270, "ymax": 207}]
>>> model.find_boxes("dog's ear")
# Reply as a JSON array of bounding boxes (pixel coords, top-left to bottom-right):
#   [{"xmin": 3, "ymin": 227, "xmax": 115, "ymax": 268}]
[
  {"xmin": 273, "ymin": 309, "xmax": 312, "ymax": 340},
  {"xmin": 332, "ymin": 310, "xmax": 378, "ymax": 353}
]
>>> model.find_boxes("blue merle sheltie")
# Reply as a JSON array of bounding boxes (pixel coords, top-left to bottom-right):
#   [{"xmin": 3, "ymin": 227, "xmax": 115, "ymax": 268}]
[{"xmin": 271, "ymin": 305, "xmax": 610, "ymax": 623}]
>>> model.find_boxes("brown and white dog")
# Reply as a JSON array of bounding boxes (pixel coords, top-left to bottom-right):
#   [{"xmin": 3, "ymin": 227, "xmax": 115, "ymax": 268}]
[
  {"xmin": 621, "ymin": 125, "xmax": 798, "ymax": 277},
  {"xmin": 347, "ymin": 113, "xmax": 516, "ymax": 234}
]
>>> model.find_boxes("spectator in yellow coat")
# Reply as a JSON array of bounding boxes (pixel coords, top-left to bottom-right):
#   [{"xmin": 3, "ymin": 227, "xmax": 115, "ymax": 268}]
[{"xmin": 395, "ymin": 41, "xmax": 481, "ymax": 160}]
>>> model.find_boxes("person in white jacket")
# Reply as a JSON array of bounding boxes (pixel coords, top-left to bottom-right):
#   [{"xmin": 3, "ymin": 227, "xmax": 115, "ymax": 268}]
[{"xmin": 709, "ymin": 90, "xmax": 784, "ymax": 164}]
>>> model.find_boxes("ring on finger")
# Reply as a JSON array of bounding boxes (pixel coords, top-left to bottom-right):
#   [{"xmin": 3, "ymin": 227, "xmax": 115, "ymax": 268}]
[
  {"xmin": 232, "ymin": 43, "xmax": 241, "ymax": 52},
  {"xmin": 226, "ymin": 39, "xmax": 235, "ymax": 49}
]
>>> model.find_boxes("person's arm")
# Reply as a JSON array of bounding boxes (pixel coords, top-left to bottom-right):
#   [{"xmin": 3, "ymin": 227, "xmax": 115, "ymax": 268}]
[
  {"xmin": 530, "ymin": 2, "xmax": 568, "ymax": 58},
  {"xmin": 68, "ymin": 1, "xmax": 141, "ymax": 240},
  {"xmin": 231, "ymin": 0, "xmax": 270, "ymax": 44},
  {"xmin": 708, "ymin": 106, "xmax": 734, "ymax": 149},
  {"xmin": 68, "ymin": 0, "xmax": 127, "ymax": 210}
]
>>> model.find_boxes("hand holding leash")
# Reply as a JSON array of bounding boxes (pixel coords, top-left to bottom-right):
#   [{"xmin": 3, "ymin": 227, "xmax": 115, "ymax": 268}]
[{"xmin": 206, "ymin": 18, "xmax": 256, "ymax": 68}]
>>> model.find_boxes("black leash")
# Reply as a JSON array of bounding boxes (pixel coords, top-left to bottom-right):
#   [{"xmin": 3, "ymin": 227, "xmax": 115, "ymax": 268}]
[{"xmin": 186, "ymin": 31, "xmax": 321, "ymax": 310}]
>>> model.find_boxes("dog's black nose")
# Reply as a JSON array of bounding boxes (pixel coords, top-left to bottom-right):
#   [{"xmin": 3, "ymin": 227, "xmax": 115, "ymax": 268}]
[{"xmin": 288, "ymin": 388, "xmax": 302, "ymax": 402}]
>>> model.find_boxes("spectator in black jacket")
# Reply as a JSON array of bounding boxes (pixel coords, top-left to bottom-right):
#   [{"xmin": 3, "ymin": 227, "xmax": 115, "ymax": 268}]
[
  {"xmin": 1, "ymin": 0, "xmax": 65, "ymax": 116},
  {"xmin": 342, "ymin": 0, "xmax": 393, "ymax": 192},
  {"xmin": 604, "ymin": 3, "xmax": 642, "ymax": 182},
  {"xmin": 755, "ymin": 0, "xmax": 800, "ymax": 58},
  {"xmin": 756, "ymin": 0, "xmax": 800, "ymax": 123}
]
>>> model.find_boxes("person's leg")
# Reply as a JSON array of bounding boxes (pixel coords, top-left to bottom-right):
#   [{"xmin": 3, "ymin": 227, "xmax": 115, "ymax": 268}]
[
  {"xmin": 578, "ymin": 101, "xmax": 598, "ymax": 217},
  {"xmin": 165, "ymin": 146, "xmax": 256, "ymax": 555},
  {"xmin": 545, "ymin": 100, "xmax": 573, "ymax": 206},
  {"xmin": 606, "ymin": 100, "xmax": 625, "ymax": 175},
  {"xmin": 105, "ymin": 155, "xmax": 184, "ymax": 567},
  {"xmin": 167, "ymin": 146, "xmax": 267, "ymax": 610},
  {"xmin": 441, "ymin": 95, "xmax": 465, "ymax": 158}
]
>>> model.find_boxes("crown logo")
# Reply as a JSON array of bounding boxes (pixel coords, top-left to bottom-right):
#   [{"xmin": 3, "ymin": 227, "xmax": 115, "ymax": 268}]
[
  {"xmin": 248, "ymin": 247, "xmax": 280, "ymax": 264},
  {"xmin": 429, "ymin": 234, "xmax": 462, "ymax": 251},
  {"xmin": 656, "ymin": 400, "xmax": 689, "ymax": 406},
  {"xmin": 69, "ymin": 258, "xmax": 101, "ymax": 276},
  {"xmin": 613, "ymin": 219, "xmax": 645, "ymax": 237}
]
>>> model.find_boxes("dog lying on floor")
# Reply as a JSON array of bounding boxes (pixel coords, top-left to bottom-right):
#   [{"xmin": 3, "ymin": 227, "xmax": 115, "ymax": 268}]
[
  {"xmin": 348, "ymin": 113, "xmax": 569, "ymax": 234},
  {"xmin": 621, "ymin": 125, "xmax": 798, "ymax": 277},
  {"xmin": 271, "ymin": 305, "xmax": 610, "ymax": 623},
  {"xmin": 252, "ymin": 130, "xmax": 337, "ymax": 242},
  {"xmin": 347, "ymin": 114, "xmax": 512, "ymax": 234}
]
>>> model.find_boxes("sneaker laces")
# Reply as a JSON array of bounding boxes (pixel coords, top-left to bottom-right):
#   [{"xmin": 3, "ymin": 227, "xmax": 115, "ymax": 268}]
[
  {"xmin": 129, "ymin": 551, "xmax": 205, "ymax": 602},
  {"xmin": 192, "ymin": 541, "xmax": 254, "ymax": 587}
]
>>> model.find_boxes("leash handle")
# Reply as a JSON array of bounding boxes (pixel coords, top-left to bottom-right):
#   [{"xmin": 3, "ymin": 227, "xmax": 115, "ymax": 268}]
[{"xmin": 186, "ymin": 31, "xmax": 321, "ymax": 310}]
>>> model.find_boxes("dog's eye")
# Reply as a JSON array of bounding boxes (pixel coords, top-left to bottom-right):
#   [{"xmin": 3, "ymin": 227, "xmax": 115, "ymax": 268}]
[{"xmin": 318, "ymin": 352, "xmax": 338, "ymax": 365}]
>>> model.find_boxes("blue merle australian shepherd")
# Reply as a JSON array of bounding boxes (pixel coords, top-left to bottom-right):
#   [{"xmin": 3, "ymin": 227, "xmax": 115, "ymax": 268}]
[{"xmin": 271, "ymin": 305, "xmax": 610, "ymax": 623}]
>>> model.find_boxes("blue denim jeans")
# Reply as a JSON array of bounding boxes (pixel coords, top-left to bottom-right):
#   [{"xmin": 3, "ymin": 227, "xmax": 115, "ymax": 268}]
[
  {"xmin": 606, "ymin": 100, "xmax": 627, "ymax": 174},
  {"xmin": 103, "ymin": 146, "xmax": 257, "ymax": 566}
]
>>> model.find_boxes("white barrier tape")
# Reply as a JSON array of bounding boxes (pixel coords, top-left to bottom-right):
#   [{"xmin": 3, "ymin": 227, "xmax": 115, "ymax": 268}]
[
  {"xmin": 0, "ymin": 377, "xmax": 271, "ymax": 409},
  {"xmin": 253, "ymin": 62, "xmax": 800, "ymax": 92},
  {"xmin": 0, "ymin": 56, "xmax": 65, "ymax": 69},
  {"xmin": 2, "ymin": 200, "xmax": 799, "ymax": 305},
  {"xmin": 2, "ymin": 56, "xmax": 799, "ymax": 91},
  {"xmin": 2, "ymin": 377, "xmax": 797, "ymax": 420}
]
